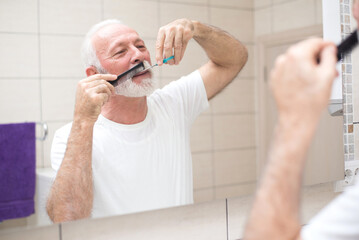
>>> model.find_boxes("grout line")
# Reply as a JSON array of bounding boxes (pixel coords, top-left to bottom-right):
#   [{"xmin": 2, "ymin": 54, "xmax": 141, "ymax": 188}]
[
  {"xmin": 225, "ymin": 198, "xmax": 229, "ymax": 240},
  {"xmin": 207, "ymin": 0, "xmax": 215, "ymax": 202},
  {"xmin": 59, "ymin": 224, "xmax": 63, "ymax": 240},
  {"xmin": 192, "ymin": 146, "xmax": 256, "ymax": 155},
  {"xmin": 0, "ymin": 31, "xmax": 37, "ymax": 35},
  {"xmin": 37, "ymin": 0, "xmax": 45, "ymax": 167},
  {"xmin": 195, "ymin": 180, "xmax": 257, "ymax": 191}
]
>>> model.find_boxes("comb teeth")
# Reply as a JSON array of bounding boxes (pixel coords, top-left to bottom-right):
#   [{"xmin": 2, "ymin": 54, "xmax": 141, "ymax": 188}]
[{"xmin": 111, "ymin": 62, "xmax": 146, "ymax": 87}]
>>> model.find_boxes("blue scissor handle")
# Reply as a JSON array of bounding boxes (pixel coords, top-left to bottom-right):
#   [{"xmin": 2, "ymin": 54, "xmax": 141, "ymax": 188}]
[{"xmin": 163, "ymin": 55, "xmax": 174, "ymax": 63}]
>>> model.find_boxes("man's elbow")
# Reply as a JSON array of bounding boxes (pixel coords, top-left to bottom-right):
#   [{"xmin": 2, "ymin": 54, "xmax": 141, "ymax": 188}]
[{"xmin": 235, "ymin": 44, "xmax": 248, "ymax": 73}]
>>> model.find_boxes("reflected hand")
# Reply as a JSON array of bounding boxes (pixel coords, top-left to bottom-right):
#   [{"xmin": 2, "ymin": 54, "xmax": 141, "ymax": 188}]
[
  {"xmin": 156, "ymin": 18, "xmax": 194, "ymax": 66},
  {"xmin": 270, "ymin": 38, "xmax": 338, "ymax": 123},
  {"xmin": 74, "ymin": 74, "xmax": 116, "ymax": 123}
]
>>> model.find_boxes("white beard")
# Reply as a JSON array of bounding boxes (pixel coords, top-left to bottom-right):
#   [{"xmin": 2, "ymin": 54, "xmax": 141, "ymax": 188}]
[
  {"xmin": 97, "ymin": 65, "xmax": 157, "ymax": 98},
  {"xmin": 114, "ymin": 77, "xmax": 157, "ymax": 97}
]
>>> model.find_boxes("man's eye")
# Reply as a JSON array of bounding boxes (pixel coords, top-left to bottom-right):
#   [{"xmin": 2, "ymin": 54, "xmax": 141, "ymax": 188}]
[{"xmin": 137, "ymin": 45, "xmax": 146, "ymax": 49}]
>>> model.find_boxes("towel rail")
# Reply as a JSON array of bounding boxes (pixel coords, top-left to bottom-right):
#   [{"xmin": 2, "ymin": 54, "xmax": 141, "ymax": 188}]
[{"xmin": 36, "ymin": 122, "xmax": 48, "ymax": 141}]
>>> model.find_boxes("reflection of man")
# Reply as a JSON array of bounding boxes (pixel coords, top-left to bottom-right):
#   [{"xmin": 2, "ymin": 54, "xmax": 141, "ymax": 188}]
[
  {"xmin": 46, "ymin": 18, "xmax": 248, "ymax": 222},
  {"xmin": 244, "ymin": 1, "xmax": 359, "ymax": 240}
]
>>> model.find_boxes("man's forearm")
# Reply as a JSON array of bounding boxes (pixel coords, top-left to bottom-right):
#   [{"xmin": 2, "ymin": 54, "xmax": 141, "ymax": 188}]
[
  {"xmin": 244, "ymin": 117, "xmax": 319, "ymax": 240},
  {"xmin": 192, "ymin": 21, "xmax": 248, "ymax": 74},
  {"xmin": 47, "ymin": 119, "xmax": 94, "ymax": 223}
]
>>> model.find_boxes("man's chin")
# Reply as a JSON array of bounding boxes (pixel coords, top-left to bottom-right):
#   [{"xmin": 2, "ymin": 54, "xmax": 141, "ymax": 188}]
[{"xmin": 114, "ymin": 77, "xmax": 157, "ymax": 97}]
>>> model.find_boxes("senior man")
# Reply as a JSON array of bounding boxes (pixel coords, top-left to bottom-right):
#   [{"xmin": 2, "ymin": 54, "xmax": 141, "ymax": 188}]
[
  {"xmin": 244, "ymin": 1, "xmax": 359, "ymax": 240},
  {"xmin": 46, "ymin": 18, "xmax": 248, "ymax": 223}
]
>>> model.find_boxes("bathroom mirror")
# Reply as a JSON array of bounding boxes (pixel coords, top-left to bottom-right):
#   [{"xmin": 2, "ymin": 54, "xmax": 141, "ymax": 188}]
[{"xmin": 0, "ymin": 0, "xmax": 347, "ymax": 233}]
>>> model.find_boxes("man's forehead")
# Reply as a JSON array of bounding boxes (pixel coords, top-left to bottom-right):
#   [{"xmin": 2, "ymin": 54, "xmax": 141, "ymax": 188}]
[
  {"xmin": 92, "ymin": 24, "xmax": 144, "ymax": 51},
  {"xmin": 96, "ymin": 24, "xmax": 138, "ymax": 39}
]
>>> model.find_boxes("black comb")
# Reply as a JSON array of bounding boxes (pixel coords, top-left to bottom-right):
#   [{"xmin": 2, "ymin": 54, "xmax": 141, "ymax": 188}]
[
  {"xmin": 337, "ymin": 30, "xmax": 358, "ymax": 61},
  {"xmin": 111, "ymin": 62, "xmax": 146, "ymax": 87}
]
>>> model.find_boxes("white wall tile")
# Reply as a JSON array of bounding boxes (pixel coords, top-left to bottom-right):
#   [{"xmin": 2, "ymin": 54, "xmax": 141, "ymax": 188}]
[
  {"xmin": 40, "ymin": 35, "xmax": 84, "ymax": 78},
  {"xmin": 0, "ymin": 34, "xmax": 39, "ymax": 78},
  {"xmin": 36, "ymin": 140, "xmax": 44, "ymax": 167},
  {"xmin": 255, "ymin": 7, "xmax": 272, "ymax": 36},
  {"xmin": 0, "ymin": 224, "xmax": 60, "ymax": 240},
  {"xmin": 211, "ymin": 79, "xmax": 255, "ymax": 114},
  {"xmin": 0, "ymin": 0, "xmax": 38, "ymax": 33},
  {"xmin": 210, "ymin": 7, "xmax": 254, "ymax": 43},
  {"xmin": 41, "ymin": 79, "xmax": 77, "ymax": 121},
  {"xmin": 209, "ymin": 0, "xmax": 253, "ymax": 9},
  {"xmin": 315, "ymin": 0, "xmax": 322, "ymax": 24},
  {"xmin": 272, "ymin": 0, "xmax": 316, "ymax": 33},
  {"xmin": 238, "ymin": 44, "xmax": 254, "ymax": 78},
  {"xmin": 214, "ymin": 149, "xmax": 256, "ymax": 186},
  {"xmin": 215, "ymin": 182, "xmax": 256, "ymax": 199},
  {"xmin": 254, "ymin": 0, "xmax": 271, "ymax": 9},
  {"xmin": 161, "ymin": 40, "xmax": 208, "ymax": 79},
  {"xmin": 162, "ymin": 0, "xmax": 208, "ymax": 5},
  {"xmin": 213, "ymin": 114, "xmax": 255, "ymax": 150},
  {"xmin": 0, "ymin": 79, "xmax": 41, "ymax": 123},
  {"xmin": 104, "ymin": 0, "xmax": 159, "ymax": 39},
  {"xmin": 43, "ymin": 121, "xmax": 71, "ymax": 168},
  {"xmin": 61, "ymin": 199, "xmax": 227, "ymax": 240},
  {"xmin": 160, "ymin": 3, "xmax": 209, "ymax": 26},
  {"xmin": 39, "ymin": 0, "xmax": 102, "ymax": 35},
  {"xmin": 193, "ymin": 152, "xmax": 213, "ymax": 189},
  {"xmin": 194, "ymin": 188, "xmax": 215, "ymax": 203},
  {"xmin": 273, "ymin": 0, "xmax": 291, "ymax": 4},
  {"xmin": 190, "ymin": 115, "xmax": 213, "ymax": 152}
]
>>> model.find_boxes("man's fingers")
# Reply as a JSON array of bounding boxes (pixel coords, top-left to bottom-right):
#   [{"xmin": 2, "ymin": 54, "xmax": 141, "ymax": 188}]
[
  {"xmin": 289, "ymin": 38, "xmax": 326, "ymax": 61},
  {"xmin": 174, "ymin": 28, "xmax": 183, "ymax": 65},
  {"xmin": 163, "ymin": 29, "xmax": 175, "ymax": 65},
  {"xmin": 319, "ymin": 45, "xmax": 338, "ymax": 82},
  {"xmin": 156, "ymin": 28, "xmax": 166, "ymax": 66},
  {"xmin": 83, "ymin": 74, "xmax": 117, "ymax": 83}
]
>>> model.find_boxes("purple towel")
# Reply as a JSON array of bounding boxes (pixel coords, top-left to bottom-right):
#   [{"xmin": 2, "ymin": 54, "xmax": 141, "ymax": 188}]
[{"xmin": 0, "ymin": 122, "xmax": 36, "ymax": 221}]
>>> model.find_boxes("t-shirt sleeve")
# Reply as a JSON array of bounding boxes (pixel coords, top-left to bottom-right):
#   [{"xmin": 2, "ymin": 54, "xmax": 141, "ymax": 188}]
[
  {"xmin": 156, "ymin": 70, "xmax": 209, "ymax": 125},
  {"xmin": 50, "ymin": 123, "xmax": 72, "ymax": 173},
  {"xmin": 301, "ymin": 180, "xmax": 359, "ymax": 240}
]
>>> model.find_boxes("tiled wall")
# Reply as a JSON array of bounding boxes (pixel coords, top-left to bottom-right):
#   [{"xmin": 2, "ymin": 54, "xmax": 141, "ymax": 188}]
[
  {"xmin": 341, "ymin": 0, "xmax": 355, "ymax": 162},
  {"xmin": 254, "ymin": 0, "xmax": 323, "ymax": 36},
  {"xmin": 0, "ymin": 0, "xmax": 256, "ymax": 203}
]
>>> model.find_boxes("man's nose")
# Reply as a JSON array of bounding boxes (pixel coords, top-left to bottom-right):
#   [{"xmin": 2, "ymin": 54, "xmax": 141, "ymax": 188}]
[{"xmin": 131, "ymin": 47, "xmax": 145, "ymax": 64}]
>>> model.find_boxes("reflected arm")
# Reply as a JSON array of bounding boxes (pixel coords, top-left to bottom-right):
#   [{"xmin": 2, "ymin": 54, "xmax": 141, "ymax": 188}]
[{"xmin": 46, "ymin": 119, "xmax": 94, "ymax": 222}]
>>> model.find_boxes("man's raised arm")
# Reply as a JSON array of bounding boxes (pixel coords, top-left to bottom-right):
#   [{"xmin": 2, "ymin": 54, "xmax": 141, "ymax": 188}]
[
  {"xmin": 155, "ymin": 19, "xmax": 248, "ymax": 100},
  {"xmin": 243, "ymin": 39, "xmax": 337, "ymax": 240}
]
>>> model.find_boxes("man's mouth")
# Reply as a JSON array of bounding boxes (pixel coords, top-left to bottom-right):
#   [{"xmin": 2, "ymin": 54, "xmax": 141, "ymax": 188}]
[{"xmin": 133, "ymin": 70, "xmax": 150, "ymax": 78}]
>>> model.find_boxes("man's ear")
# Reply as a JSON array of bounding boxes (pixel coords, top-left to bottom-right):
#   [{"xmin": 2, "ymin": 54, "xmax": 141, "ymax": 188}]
[{"xmin": 86, "ymin": 66, "xmax": 98, "ymax": 77}]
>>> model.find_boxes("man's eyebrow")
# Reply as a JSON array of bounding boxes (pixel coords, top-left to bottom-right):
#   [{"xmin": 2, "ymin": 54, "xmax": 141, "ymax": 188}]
[
  {"xmin": 134, "ymin": 38, "xmax": 145, "ymax": 44},
  {"xmin": 108, "ymin": 41, "xmax": 126, "ymax": 54}
]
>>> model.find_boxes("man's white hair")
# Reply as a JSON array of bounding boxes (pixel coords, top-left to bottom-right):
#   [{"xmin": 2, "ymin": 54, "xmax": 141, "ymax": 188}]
[{"xmin": 81, "ymin": 19, "xmax": 124, "ymax": 72}]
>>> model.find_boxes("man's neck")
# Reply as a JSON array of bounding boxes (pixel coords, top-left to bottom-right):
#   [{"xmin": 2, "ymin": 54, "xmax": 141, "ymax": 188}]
[{"xmin": 100, "ymin": 95, "xmax": 148, "ymax": 124}]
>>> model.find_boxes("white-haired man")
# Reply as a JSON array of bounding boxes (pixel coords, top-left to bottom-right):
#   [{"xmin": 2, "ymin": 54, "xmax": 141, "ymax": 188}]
[
  {"xmin": 46, "ymin": 18, "xmax": 248, "ymax": 222},
  {"xmin": 243, "ymin": 1, "xmax": 359, "ymax": 239}
]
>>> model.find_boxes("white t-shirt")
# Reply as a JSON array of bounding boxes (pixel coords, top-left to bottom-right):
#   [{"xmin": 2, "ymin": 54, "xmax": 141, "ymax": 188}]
[
  {"xmin": 301, "ymin": 176, "xmax": 359, "ymax": 240},
  {"xmin": 51, "ymin": 70, "xmax": 209, "ymax": 218}
]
